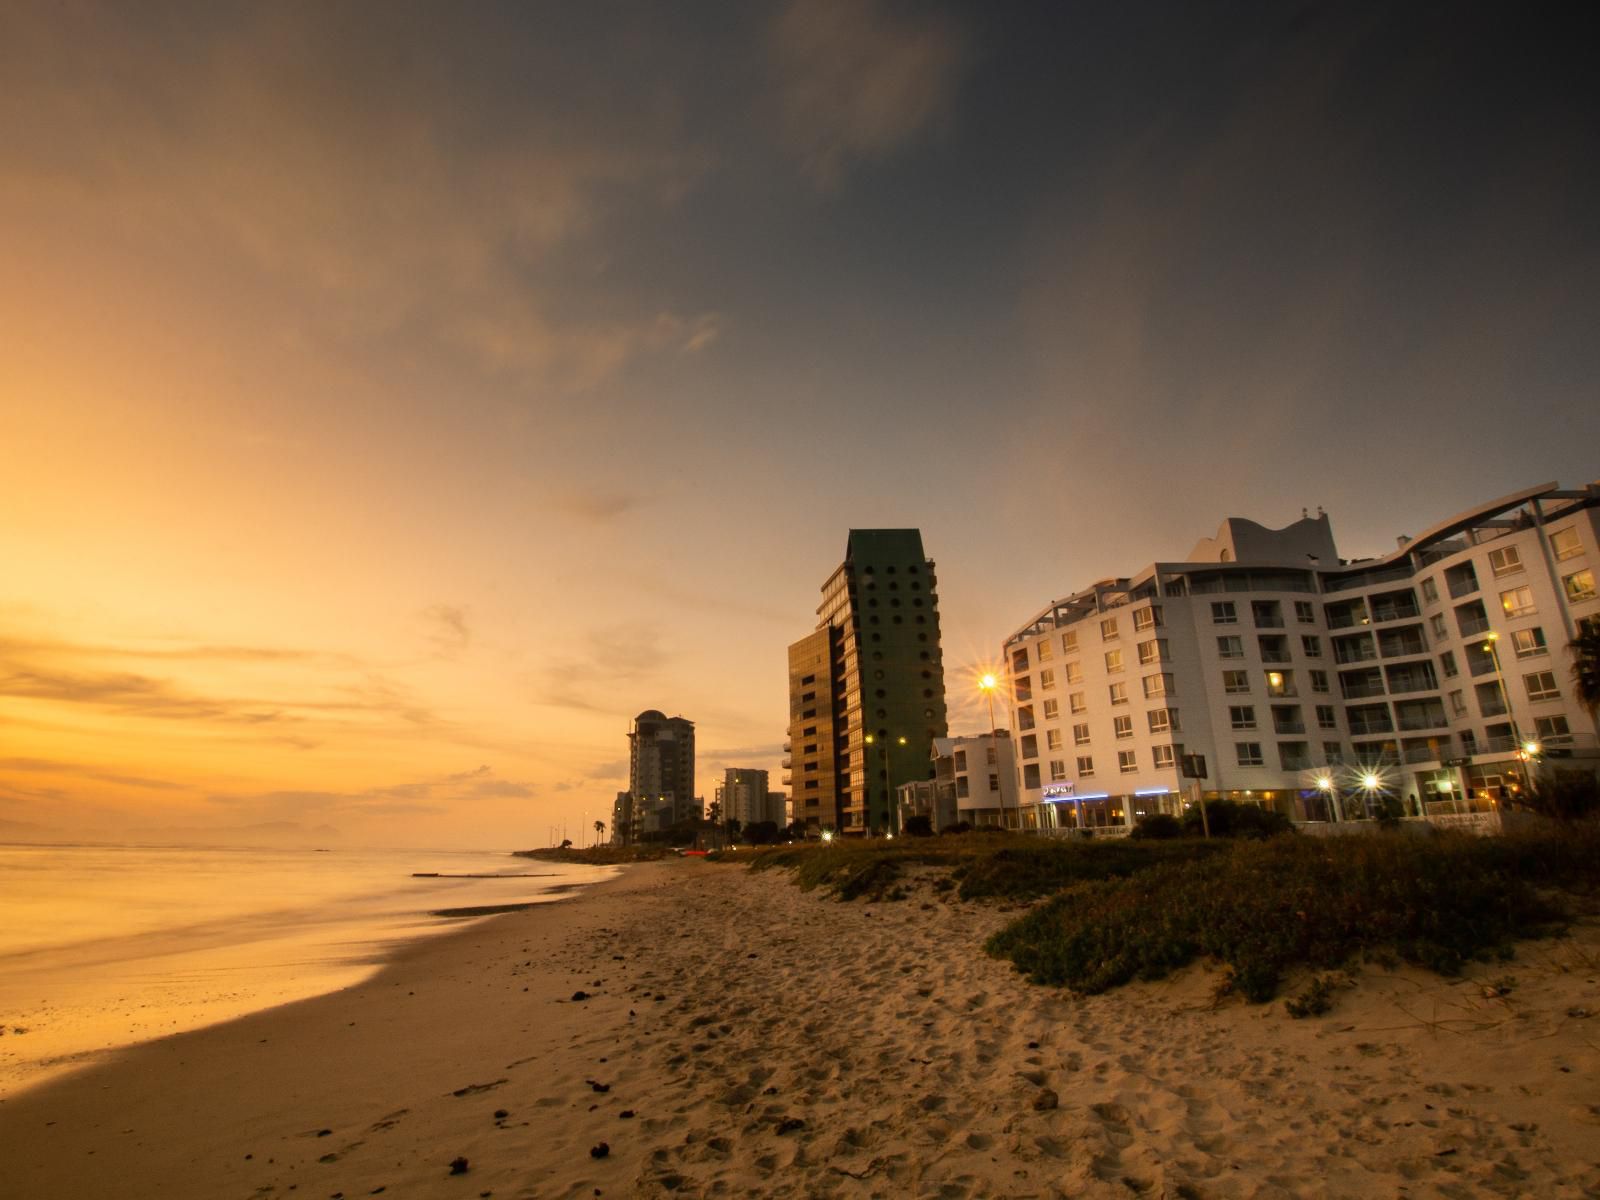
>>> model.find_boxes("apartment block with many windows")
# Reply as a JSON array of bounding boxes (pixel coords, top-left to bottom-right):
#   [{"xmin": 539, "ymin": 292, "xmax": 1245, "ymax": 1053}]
[
  {"xmin": 786, "ymin": 530, "xmax": 949, "ymax": 835},
  {"xmin": 1000, "ymin": 481, "xmax": 1600, "ymax": 833}
]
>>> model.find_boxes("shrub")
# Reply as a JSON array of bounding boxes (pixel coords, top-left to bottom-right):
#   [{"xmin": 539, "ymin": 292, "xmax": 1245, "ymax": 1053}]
[
  {"xmin": 903, "ymin": 814, "xmax": 935, "ymax": 838},
  {"xmin": 940, "ymin": 821, "xmax": 973, "ymax": 835},
  {"xmin": 1285, "ymin": 974, "xmax": 1338, "ymax": 1018},
  {"xmin": 1525, "ymin": 770, "xmax": 1600, "ymax": 821},
  {"xmin": 1180, "ymin": 799, "xmax": 1293, "ymax": 840},
  {"xmin": 986, "ymin": 829, "xmax": 1595, "ymax": 1003},
  {"xmin": 1130, "ymin": 813, "xmax": 1183, "ymax": 840}
]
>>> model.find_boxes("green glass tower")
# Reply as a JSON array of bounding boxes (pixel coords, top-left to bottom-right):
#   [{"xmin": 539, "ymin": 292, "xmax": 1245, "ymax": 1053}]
[{"xmin": 786, "ymin": 529, "xmax": 948, "ymax": 835}]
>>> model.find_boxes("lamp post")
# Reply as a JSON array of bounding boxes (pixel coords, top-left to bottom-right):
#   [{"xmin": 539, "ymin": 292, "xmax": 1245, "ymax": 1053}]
[
  {"xmin": 978, "ymin": 673, "xmax": 1006, "ymax": 831},
  {"xmin": 1314, "ymin": 773, "xmax": 1340, "ymax": 824},
  {"xmin": 1482, "ymin": 632, "xmax": 1535, "ymax": 801},
  {"xmin": 863, "ymin": 733, "xmax": 907, "ymax": 838}
]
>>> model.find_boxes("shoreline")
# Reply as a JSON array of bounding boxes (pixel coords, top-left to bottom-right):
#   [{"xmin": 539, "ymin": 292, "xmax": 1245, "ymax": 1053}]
[{"xmin": 3, "ymin": 859, "xmax": 1598, "ymax": 1198}]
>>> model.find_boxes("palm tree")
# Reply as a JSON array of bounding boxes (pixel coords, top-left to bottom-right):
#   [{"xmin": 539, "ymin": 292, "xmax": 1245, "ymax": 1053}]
[
  {"xmin": 1571, "ymin": 622, "xmax": 1600, "ymax": 720},
  {"xmin": 593, "ymin": 818, "xmax": 606, "ymax": 846}
]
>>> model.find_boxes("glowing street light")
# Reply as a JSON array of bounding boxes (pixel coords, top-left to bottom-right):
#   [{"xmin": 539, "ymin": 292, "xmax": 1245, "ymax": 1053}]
[
  {"xmin": 1314, "ymin": 773, "xmax": 1340, "ymax": 823},
  {"xmin": 977, "ymin": 671, "xmax": 1007, "ymax": 832}
]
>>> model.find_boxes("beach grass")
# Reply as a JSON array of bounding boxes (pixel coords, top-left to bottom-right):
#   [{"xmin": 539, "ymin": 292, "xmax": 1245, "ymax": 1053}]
[
  {"xmin": 515, "ymin": 844, "xmax": 680, "ymax": 865},
  {"xmin": 986, "ymin": 827, "xmax": 1600, "ymax": 1002}
]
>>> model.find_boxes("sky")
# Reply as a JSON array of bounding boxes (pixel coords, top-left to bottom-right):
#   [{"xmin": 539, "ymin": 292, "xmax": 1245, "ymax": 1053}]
[{"xmin": 2, "ymin": 1, "xmax": 1597, "ymax": 848}]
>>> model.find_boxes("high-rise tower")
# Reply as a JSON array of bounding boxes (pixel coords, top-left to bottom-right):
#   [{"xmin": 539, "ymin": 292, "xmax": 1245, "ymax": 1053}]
[
  {"xmin": 786, "ymin": 530, "xmax": 948, "ymax": 835},
  {"xmin": 626, "ymin": 709, "xmax": 696, "ymax": 835}
]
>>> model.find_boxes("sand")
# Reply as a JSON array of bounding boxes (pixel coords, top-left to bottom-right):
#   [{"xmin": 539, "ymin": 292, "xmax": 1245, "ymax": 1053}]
[{"xmin": 2, "ymin": 857, "xmax": 1598, "ymax": 1199}]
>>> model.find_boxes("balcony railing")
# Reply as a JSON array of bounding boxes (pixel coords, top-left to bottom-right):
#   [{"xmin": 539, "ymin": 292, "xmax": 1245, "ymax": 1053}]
[
  {"xmin": 1348, "ymin": 719, "xmax": 1396, "ymax": 735},
  {"xmin": 1396, "ymin": 713, "xmax": 1448, "ymax": 731},
  {"xmin": 1341, "ymin": 682, "xmax": 1387, "ymax": 699},
  {"xmin": 1326, "ymin": 612, "xmax": 1369, "ymax": 631},
  {"xmin": 1334, "ymin": 644, "xmax": 1378, "ymax": 664},
  {"xmin": 1402, "ymin": 744, "xmax": 1445, "ymax": 763},
  {"xmin": 1447, "ymin": 575, "xmax": 1479, "ymax": 600},
  {"xmin": 1371, "ymin": 604, "xmax": 1421, "ymax": 623},
  {"xmin": 1458, "ymin": 615, "xmax": 1491, "ymax": 638},
  {"xmin": 1385, "ymin": 675, "xmax": 1437, "ymax": 696},
  {"xmin": 1479, "ymin": 701, "xmax": 1508, "ymax": 718},
  {"xmin": 1274, "ymin": 722, "xmax": 1307, "ymax": 735}
]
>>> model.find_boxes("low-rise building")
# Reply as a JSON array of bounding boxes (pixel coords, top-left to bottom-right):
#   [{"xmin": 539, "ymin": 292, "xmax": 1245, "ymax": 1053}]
[{"xmin": 1000, "ymin": 481, "xmax": 1600, "ymax": 834}]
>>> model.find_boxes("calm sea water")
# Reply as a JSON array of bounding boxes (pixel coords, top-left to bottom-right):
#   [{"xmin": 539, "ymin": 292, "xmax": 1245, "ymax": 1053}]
[{"xmin": 0, "ymin": 843, "xmax": 610, "ymax": 1096}]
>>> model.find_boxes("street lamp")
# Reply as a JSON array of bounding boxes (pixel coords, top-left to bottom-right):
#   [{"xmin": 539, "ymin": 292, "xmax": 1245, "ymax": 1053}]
[
  {"xmin": 1314, "ymin": 773, "xmax": 1340, "ymax": 823},
  {"xmin": 977, "ymin": 673, "xmax": 1006, "ymax": 831},
  {"xmin": 1482, "ymin": 632, "xmax": 1535, "ymax": 800},
  {"xmin": 863, "ymin": 733, "xmax": 907, "ymax": 838}
]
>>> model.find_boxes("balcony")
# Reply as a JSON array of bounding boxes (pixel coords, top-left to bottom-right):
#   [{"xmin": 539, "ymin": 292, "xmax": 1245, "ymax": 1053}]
[
  {"xmin": 1371, "ymin": 602, "xmax": 1421, "ymax": 623},
  {"xmin": 1479, "ymin": 699, "xmax": 1509, "ymax": 718},
  {"xmin": 1384, "ymin": 668, "xmax": 1438, "ymax": 695},
  {"xmin": 1378, "ymin": 630, "xmax": 1428, "ymax": 658},
  {"xmin": 1333, "ymin": 637, "xmax": 1378, "ymax": 665},
  {"xmin": 1458, "ymin": 615, "xmax": 1491, "ymax": 638},
  {"xmin": 1396, "ymin": 712, "xmax": 1448, "ymax": 732},
  {"xmin": 1402, "ymin": 744, "xmax": 1446, "ymax": 763},
  {"xmin": 1349, "ymin": 718, "xmax": 1396, "ymax": 736},
  {"xmin": 1273, "ymin": 721, "xmax": 1307, "ymax": 735},
  {"xmin": 1446, "ymin": 565, "xmax": 1479, "ymax": 599}
]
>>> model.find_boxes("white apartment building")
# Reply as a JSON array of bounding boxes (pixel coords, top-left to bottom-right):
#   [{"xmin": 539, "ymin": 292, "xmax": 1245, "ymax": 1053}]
[{"xmin": 1000, "ymin": 481, "xmax": 1600, "ymax": 834}]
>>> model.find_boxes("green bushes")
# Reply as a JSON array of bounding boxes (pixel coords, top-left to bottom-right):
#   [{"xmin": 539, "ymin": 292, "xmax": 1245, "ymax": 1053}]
[
  {"xmin": 1179, "ymin": 798, "xmax": 1294, "ymax": 839},
  {"xmin": 985, "ymin": 829, "xmax": 1596, "ymax": 1002},
  {"xmin": 1129, "ymin": 813, "xmax": 1183, "ymax": 840},
  {"xmin": 953, "ymin": 839, "xmax": 1220, "ymax": 901}
]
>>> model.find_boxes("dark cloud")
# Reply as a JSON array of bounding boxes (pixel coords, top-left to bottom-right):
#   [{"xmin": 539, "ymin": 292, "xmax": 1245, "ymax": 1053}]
[{"xmin": 770, "ymin": 0, "xmax": 969, "ymax": 190}]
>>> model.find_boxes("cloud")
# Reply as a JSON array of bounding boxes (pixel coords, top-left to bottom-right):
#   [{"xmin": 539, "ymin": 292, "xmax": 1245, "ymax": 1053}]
[
  {"xmin": 0, "ymin": 3, "xmax": 720, "ymax": 391},
  {"xmin": 0, "ymin": 757, "xmax": 185, "ymax": 792},
  {"xmin": 532, "ymin": 625, "xmax": 672, "ymax": 714},
  {"xmin": 558, "ymin": 489, "xmax": 643, "ymax": 523},
  {"xmin": 771, "ymin": 0, "xmax": 969, "ymax": 189},
  {"xmin": 421, "ymin": 604, "xmax": 471, "ymax": 657},
  {"xmin": 211, "ymin": 763, "xmax": 536, "ymax": 826}
]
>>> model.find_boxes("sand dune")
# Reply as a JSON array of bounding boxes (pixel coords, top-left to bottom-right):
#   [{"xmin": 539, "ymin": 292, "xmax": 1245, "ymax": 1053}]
[{"xmin": 2, "ymin": 859, "xmax": 1597, "ymax": 1198}]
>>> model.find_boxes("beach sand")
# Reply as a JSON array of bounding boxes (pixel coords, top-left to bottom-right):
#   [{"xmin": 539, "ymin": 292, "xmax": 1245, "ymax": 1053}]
[{"xmin": 2, "ymin": 858, "xmax": 1598, "ymax": 1198}]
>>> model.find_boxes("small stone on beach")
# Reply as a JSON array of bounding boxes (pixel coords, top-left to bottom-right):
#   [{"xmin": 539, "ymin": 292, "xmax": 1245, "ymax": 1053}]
[
  {"xmin": 449, "ymin": 1156, "xmax": 470, "ymax": 1174},
  {"xmin": 1032, "ymin": 1088, "xmax": 1059, "ymax": 1111},
  {"xmin": 590, "ymin": 1142, "xmax": 610, "ymax": 1159},
  {"xmin": 571, "ymin": 991, "xmax": 590, "ymax": 1001}
]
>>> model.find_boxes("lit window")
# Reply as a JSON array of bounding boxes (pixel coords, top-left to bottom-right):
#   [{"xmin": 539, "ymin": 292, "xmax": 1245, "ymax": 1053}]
[
  {"xmin": 1487, "ymin": 545, "xmax": 1523, "ymax": 578},
  {"xmin": 1511, "ymin": 628, "xmax": 1547, "ymax": 659},
  {"xmin": 1117, "ymin": 750, "xmax": 1137, "ymax": 773},
  {"xmin": 1142, "ymin": 673, "xmax": 1173, "ymax": 698},
  {"xmin": 1104, "ymin": 649, "xmax": 1124, "ymax": 674},
  {"xmin": 1266, "ymin": 670, "xmax": 1295, "ymax": 697},
  {"xmin": 1109, "ymin": 682, "xmax": 1128, "ymax": 705},
  {"xmin": 1500, "ymin": 585, "xmax": 1536, "ymax": 617},
  {"xmin": 1229, "ymin": 705, "xmax": 1256, "ymax": 730},
  {"xmin": 1564, "ymin": 569, "xmax": 1597, "ymax": 602},
  {"xmin": 1524, "ymin": 671, "xmax": 1559, "ymax": 702},
  {"xmin": 1151, "ymin": 744, "xmax": 1176, "ymax": 769},
  {"xmin": 1113, "ymin": 715, "xmax": 1133, "ymax": 739},
  {"xmin": 1549, "ymin": 527, "xmax": 1582, "ymax": 562},
  {"xmin": 1223, "ymin": 670, "xmax": 1250, "ymax": 694},
  {"xmin": 1236, "ymin": 742, "xmax": 1264, "ymax": 767},
  {"xmin": 1042, "ymin": 698, "xmax": 1060, "ymax": 720},
  {"xmin": 1211, "ymin": 601, "xmax": 1236, "ymax": 624},
  {"xmin": 1069, "ymin": 691, "xmax": 1087, "ymax": 714},
  {"xmin": 1073, "ymin": 723, "xmax": 1091, "ymax": 746},
  {"xmin": 1100, "ymin": 617, "xmax": 1119, "ymax": 641},
  {"xmin": 1217, "ymin": 635, "xmax": 1244, "ymax": 658},
  {"xmin": 1077, "ymin": 755, "xmax": 1094, "ymax": 777},
  {"xmin": 1036, "ymin": 638, "xmax": 1054, "ymax": 662}
]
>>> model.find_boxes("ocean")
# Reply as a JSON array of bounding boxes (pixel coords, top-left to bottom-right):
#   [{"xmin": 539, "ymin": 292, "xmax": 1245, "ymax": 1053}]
[{"xmin": 0, "ymin": 843, "xmax": 610, "ymax": 1096}]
